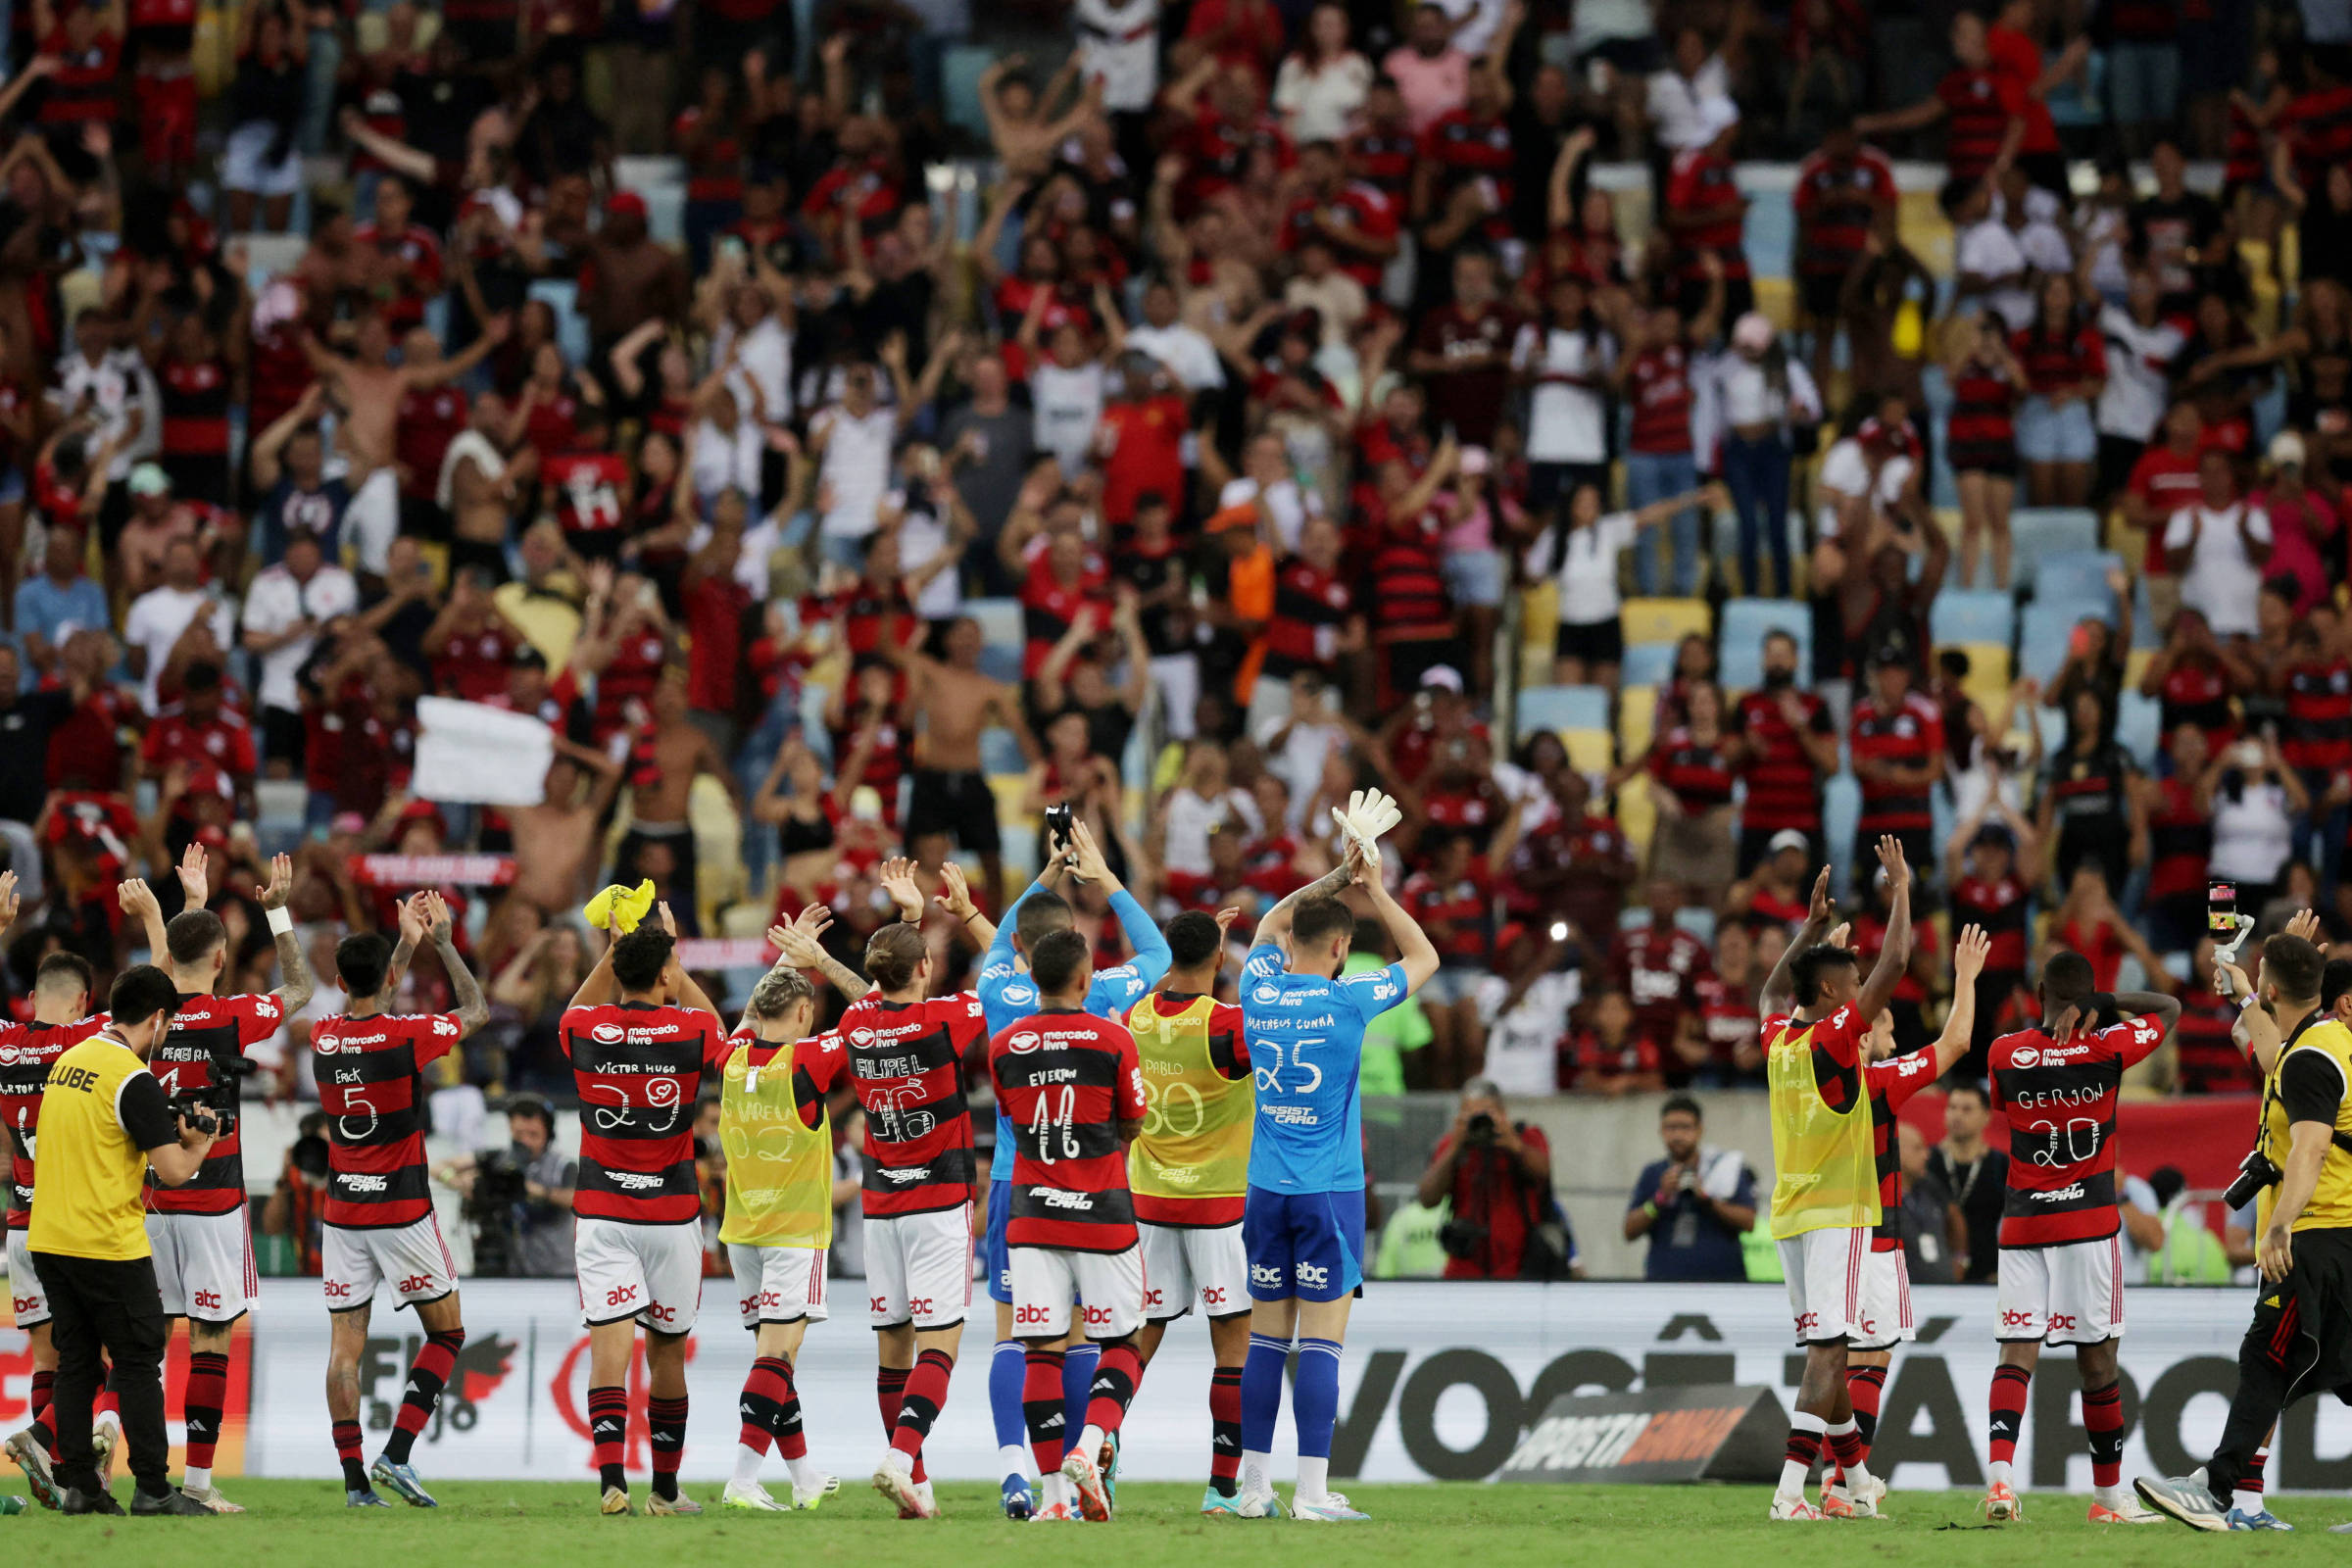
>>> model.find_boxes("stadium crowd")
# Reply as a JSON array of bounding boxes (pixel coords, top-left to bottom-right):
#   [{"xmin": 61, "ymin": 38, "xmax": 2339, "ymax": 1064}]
[{"xmin": 0, "ymin": 0, "xmax": 2334, "ymax": 1190}]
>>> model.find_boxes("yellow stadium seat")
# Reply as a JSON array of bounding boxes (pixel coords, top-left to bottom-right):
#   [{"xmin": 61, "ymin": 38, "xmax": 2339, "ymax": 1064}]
[
  {"xmin": 1954, "ymin": 643, "xmax": 2011, "ymax": 713},
  {"xmin": 1618, "ymin": 772, "xmax": 1657, "ymax": 861},
  {"xmin": 1563, "ymin": 727, "xmax": 1614, "ymax": 774},
  {"xmin": 2125, "ymin": 647, "xmax": 2154, "ymax": 689},
  {"xmin": 1896, "ymin": 188, "xmax": 1955, "ymax": 275},
  {"xmin": 1619, "ymin": 685, "xmax": 1656, "ymax": 760},
  {"xmin": 1752, "ymin": 275, "xmax": 1795, "ymax": 334},
  {"xmin": 1522, "ymin": 580, "xmax": 1559, "ymax": 651},
  {"xmin": 1620, "ymin": 598, "xmax": 1711, "ymax": 648}
]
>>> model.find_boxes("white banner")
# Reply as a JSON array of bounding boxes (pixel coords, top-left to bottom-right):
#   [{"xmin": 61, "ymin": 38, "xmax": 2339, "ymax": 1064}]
[
  {"xmin": 413, "ymin": 698, "xmax": 554, "ymax": 807},
  {"xmin": 9, "ymin": 1280, "xmax": 2348, "ymax": 1489}
]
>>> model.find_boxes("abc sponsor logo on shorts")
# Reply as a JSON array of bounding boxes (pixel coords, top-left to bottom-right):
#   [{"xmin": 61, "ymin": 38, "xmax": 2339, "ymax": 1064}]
[
  {"xmin": 324, "ymin": 1280, "xmax": 353, "ymax": 1298},
  {"xmin": 869, "ymin": 1295, "xmax": 890, "ymax": 1314},
  {"xmin": 647, "ymin": 1303, "xmax": 678, "ymax": 1326},
  {"xmin": 1082, "ymin": 1303, "xmax": 1114, "ymax": 1327},
  {"xmin": 2000, "ymin": 1308, "xmax": 2037, "ymax": 1329},
  {"xmin": 1202, "ymin": 1286, "xmax": 1230, "ymax": 1307},
  {"xmin": 1296, "ymin": 1262, "xmax": 1330, "ymax": 1289},
  {"xmin": 606, "ymin": 1285, "xmax": 641, "ymax": 1308},
  {"xmin": 1250, "ymin": 1263, "xmax": 1284, "ymax": 1289},
  {"xmin": 13, "ymin": 1294, "xmax": 39, "ymax": 1314},
  {"xmin": 1144, "ymin": 1288, "xmax": 1165, "ymax": 1309},
  {"xmin": 1015, "ymin": 1302, "xmax": 1055, "ymax": 1325},
  {"xmin": 908, "ymin": 1298, "xmax": 935, "ymax": 1316},
  {"xmin": 399, "ymin": 1274, "xmax": 437, "ymax": 1294},
  {"xmin": 1793, "ymin": 1311, "xmax": 1821, "ymax": 1335},
  {"xmin": 194, "ymin": 1289, "xmax": 222, "ymax": 1311},
  {"xmin": 2047, "ymin": 1313, "xmax": 2078, "ymax": 1333}
]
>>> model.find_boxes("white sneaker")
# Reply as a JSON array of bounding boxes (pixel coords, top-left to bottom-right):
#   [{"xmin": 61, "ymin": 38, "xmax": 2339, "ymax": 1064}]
[
  {"xmin": 92, "ymin": 1415, "xmax": 120, "ymax": 1489},
  {"xmin": 1060, "ymin": 1447, "xmax": 1111, "ymax": 1522},
  {"xmin": 789, "ymin": 1472, "xmax": 841, "ymax": 1510},
  {"xmin": 2089, "ymin": 1495, "xmax": 2164, "ymax": 1524},
  {"xmin": 1236, "ymin": 1482, "xmax": 1289, "ymax": 1519},
  {"xmin": 1294, "ymin": 1492, "xmax": 1371, "ymax": 1522},
  {"xmin": 871, "ymin": 1459, "xmax": 937, "ymax": 1519},
  {"xmin": 1770, "ymin": 1494, "xmax": 1826, "ymax": 1520},
  {"xmin": 721, "ymin": 1480, "xmax": 787, "ymax": 1512},
  {"xmin": 181, "ymin": 1484, "xmax": 246, "ymax": 1514}
]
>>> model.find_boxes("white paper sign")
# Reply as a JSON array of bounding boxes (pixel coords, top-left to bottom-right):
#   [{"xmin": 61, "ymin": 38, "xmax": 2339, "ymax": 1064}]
[{"xmin": 413, "ymin": 697, "xmax": 556, "ymax": 808}]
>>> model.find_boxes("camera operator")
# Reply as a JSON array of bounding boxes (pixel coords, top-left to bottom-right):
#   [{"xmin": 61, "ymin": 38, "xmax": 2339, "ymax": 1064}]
[
  {"xmin": 2137, "ymin": 932, "xmax": 2352, "ymax": 1530},
  {"xmin": 433, "ymin": 1099, "xmax": 575, "ymax": 1278},
  {"xmin": 1624, "ymin": 1095, "xmax": 1758, "ymax": 1282},
  {"xmin": 1414, "ymin": 1080, "xmax": 1579, "ymax": 1280},
  {"xmin": 26, "ymin": 964, "xmax": 217, "ymax": 1515}
]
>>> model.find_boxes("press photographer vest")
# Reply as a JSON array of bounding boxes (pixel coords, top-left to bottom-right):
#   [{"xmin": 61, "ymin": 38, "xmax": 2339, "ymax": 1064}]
[
  {"xmin": 2256, "ymin": 1014, "xmax": 2352, "ymax": 1234},
  {"xmin": 1127, "ymin": 993, "xmax": 1250, "ymax": 1223},
  {"xmin": 26, "ymin": 1035, "xmax": 156, "ymax": 1261},
  {"xmin": 718, "ymin": 1038, "xmax": 833, "ymax": 1250},
  {"xmin": 1764, "ymin": 1009, "xmax": 1882, "ymax": 1239}
]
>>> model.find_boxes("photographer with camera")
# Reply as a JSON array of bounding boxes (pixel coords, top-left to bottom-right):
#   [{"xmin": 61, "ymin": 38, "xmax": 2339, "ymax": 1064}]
[
  {"xmin": 433, "ymin": 1099, "xmax": 575, "ymax": 1278},
  {"xmin": 2137, "ymin": 932, "xmax": 2352, "ymax": 1531},
  {"xmin": 26, "ymin": 964, "xmax": 218, "ymax": 1516},
  {"xmin": 1624, "ymin": 1095, "xmax": 1758, "ymax": 1282},
  {"xmin": 1414, "ymin": 1079, "xmax": 1579, "ymax": 1280}
]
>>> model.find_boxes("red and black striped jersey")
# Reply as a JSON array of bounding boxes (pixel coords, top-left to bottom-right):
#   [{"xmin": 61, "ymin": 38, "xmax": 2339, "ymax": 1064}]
[
  {"xmin": 1935, "ymin": 66, "xmax": 2023, "ymax": 185},
  {"xmin": 1946, "ymin": 364, "xmax": 2018, "ymax": 449},
  {"xmin": 1420, "ymin": 111, "xmax": 1515, "ymax": 244},
  {"xmin": 1, "ymin": 1014, "xmax": 106, "ymax": 1226},
  {"xmin": 1731, "ymin": 688, "xmax": 1833, "ymax": 833},
  {"xmin": 839, "ymin": 992, "xmax": 987, "ymax": 1216},
  {"xmin": 1761, "ymin": 1004, "xmax": 1866, "ymax": 1114},
  {"xmin": 1261, "ymin": 557, "xmax": 1353, "ymax": 678},
  {"xmin": 1691, "ymin": 974, "xmax": 1758, "ymax": 1069},
  {"xmin": 159, "ymin": 358, "xmax": 231, "ymax": 457},
  {"xmin": 2172, "ymin": 992, "xmax": 2251, "ymax": 1094},
  {"xmin": 2012, "ymin": 324, "xmax": 2107, "ymax": 396},
  {"xmin": 1663, "ymin": 148, "xmax": 1750, "ymax": 279},
  {"xmin": 1402, "ymin": 867, "xmax": 1494, "ymax": 962},
  {"xmin": 1612, "ymin": 925, "xmax": 1712, "ymax": 1054},
  {"xmin": 2155, "ymin": 655, "xmax": 2236, "ymax": 743},
  {"xmin": 563, "ymin": 1000, "xmax": 730, "ymax": 1226},
  {"xmin": 1953, "ymin": 872, "xmax": 2032, "ymax": 972},
  {"xmin": 1864, "ymin": 1047, "xmax": 1941, "ymax": 1250},
  {"xmin": 36, "ymin": 28, "xmax": 122, "ymax": 125},
  {"xmin": 1346, "ymin": 127, "xmax": 1417, "ymax": 199},
  {"xmin": 1648, "ymin": 725, "xmax": 1737, "ymax": 810},
  {"xmin": 148, "ymin": 992, "xmax": 284, "ymax": 1214},
  {"xmin": 396, "ymin": 385, "xmax": 468, "ymax": 502},
  {"xmin": 1791, "ymin": 148, "xmax": 1894, "ymax": 281},
  {"xmin": 1989, "ymin": 1015, "xmax": 2167, "ymax": 1246},
  {"xmin": 2146, "ymin": 774, "xmax": 2213, "ymax": 902},
  {"xmin": 991, "ymin": 1009, "xmax": 1146, "ymax": 1251},
  {"xmin": 2225, "ymin": 94, "xmax": 2266, "ymax": 186},
  {"xmin": 1850, "ymin": 692, "xmax": 1942, "ymax": 830},
  {"xmin": 1851, "ymin": 909, "xmax": 1936, "ymax": 1006},
  {"xmin": 1277, "ymin": 182, "xmax": 1398, "ymax": 288},
  {"xmin": 2281, "ymin": 84, "xmax": 2352, "ymax": 193},
  {"xmin": 725, "ymin": 1024, "xmax": 853, "ymax": 1129},
  {"xmin": 311, "ymin": 1010, "xmax": 460, "ymax": 1229},
  {"xmin": 1625, "ymin": 344, "xmax": 1694, "ymax": 456},
  {"xmin": 1369, "ymin": 514, "xmax": 1450, "ymax": 635},
  {"xmin": 544, "ymin": 450, "xmax": 630, "ymax": 536},
  {"xmin": 2282, "ymin": 659, "xmax": 2352, "ymax": 771}
]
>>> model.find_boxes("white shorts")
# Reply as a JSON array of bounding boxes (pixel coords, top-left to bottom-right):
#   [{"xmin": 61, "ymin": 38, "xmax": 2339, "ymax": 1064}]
[
  {"xmin": 1011, "ymin": 1245, "xmax": 1146, "ymax": 1341},
  {"xmin": 863, "ymin": 1204, "xmax": 973, "ymax": 1330},
  {"xmin": 1848, "ymin": 1247, "xmax": 1916, "ymax": 1350},
  {"xmin": 221, "ymin": 120, "xmax": 304, "ymax": 198},
  {"xmin": 727, "ymin": 1243, "xmax": 829, "ymax": 1328},
  {"xmin": 574, "ymin": 1217, "xmax": 703, "ymax": 1334},
  {"xmin": 146, "ymin": 1208, "xmax": 259, "ymax": 1324},
  {"xmin": 322, "ymin": 1217, "xmax": 458, "ymax": 1313},
  {"xmin": 1138, "ymin": 1222, "xmax": 1249, "ymax": 1322},
  {"xmin": 1776, "ymin": 1225, "xmax": 1871, "ymax": 1345},
  {"xmin": 343, "ymin": 467, "xmax": 399, "ymax": 576},
  {"xmin": 1996, "ymin": 1234, "xmax": 2125, "ymax": 1346},
  {"xmin": 7, "ymin": 1229, "xmax": 49, "ymax": 1328}
]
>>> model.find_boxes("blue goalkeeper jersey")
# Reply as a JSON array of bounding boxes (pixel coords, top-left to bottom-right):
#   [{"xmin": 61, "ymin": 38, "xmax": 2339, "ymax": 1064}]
[
  {"xmin": 1241, "ymin": 943, "xmax": 1406, "ymax": 1195},
  {"xmin": 976, "ymin": 886, "xmax": 1169, "ymax": 1184}
]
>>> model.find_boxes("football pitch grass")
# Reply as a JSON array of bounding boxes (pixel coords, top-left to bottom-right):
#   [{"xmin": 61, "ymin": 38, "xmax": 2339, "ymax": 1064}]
[{"xmin": 6, "ymin": 1480, "xmax": 2348, "ymax": 1565}]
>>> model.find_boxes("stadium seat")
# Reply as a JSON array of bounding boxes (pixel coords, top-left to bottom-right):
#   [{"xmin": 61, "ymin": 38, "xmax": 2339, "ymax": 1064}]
[
  {"xmin": 1619, "ymin": 686, "xmax": 1656, "ymax": 759},
  {"xmin": 966, "ymin": 597, "xmax": 1024, "ymax": 684},
  {"xmin": 527, "ymin": 278, "xmax": 591, "ymax": 368},
  {"xmin": 1951, "ymin": 643, "xmax": 2012, "ymax": 713},
  {"xmin": 1929, "ymin": 590, "xmax": 2016, "ymax": 649},
  {"xmin": 2011, "ymin": 509, "xmax": 2103, "ymax": 587},
  {"xmin": 1620, "ymin": 641, "xmax": 1680, "ymax": 687},
  {"xmin": 1516, "ymin": 684, "xmax": 1611, "ymax": 736},
  {"xmin": 1718, "ymin": 598, "xmax": 1811, "ymax": 688},
  {"xmin": 1562, "ymin": 728, "xmax": 1615, "ymax": 773},
  {"xmin": 2018, "ymin": 598, "xmax": 2116, "ymax": 684},
  {"xmin": 2117, "ymin": 691, "xmax": 2162, "ymax": 770},
  {"xmin": 979, "ymin": 727, "xmax": 1026, "ymax": 777},
  {"xmin": 1619, "ymin": 598, "xmax": 1711, "ymax": 648},
  {"xmin": 1616, "ymin": 771, "xmax": 1657, "ymax": 858},
  {"xmin": 2032, "ymin": 550, "xmax": 2125, "ymax": 616},
  {"xmin": 1823, "ymin": 773, "xmax": 1860, "ymax": 889}
]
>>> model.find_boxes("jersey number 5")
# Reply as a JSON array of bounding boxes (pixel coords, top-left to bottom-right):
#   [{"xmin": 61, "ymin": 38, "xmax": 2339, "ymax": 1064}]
[{"xmin": 1253, "ymin": 1038, "xmax": 1323, "ymax": 1097}]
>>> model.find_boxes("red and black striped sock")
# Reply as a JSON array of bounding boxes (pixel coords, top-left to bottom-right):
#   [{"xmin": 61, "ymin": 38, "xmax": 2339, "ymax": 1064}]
[
  {"xmin": 1084, "ymin": 1342, "xmax": 1144, "ymax": 1437},
  {"xmin": 770, "ymin": 1358, "xmax": 808, "ymax": 1460},
  {"xmin": 182, "ymin": 1350, "xmax": 228, "ymax": 1473},
  {"xmin": 2082, "ymin": 1381, "xmax": 2125, "ymax": 1489},
  {"xmin": 876, "ymin": 1367, "xmax": 926, "ymax": 1482},
  {"xmin": 28, "ymin": 1369, "xmax": 53, "ymax": 1451},
  {"xmin": 648, "ymin": 1395, "xmax": 688, "ymax": 1500},
  {"xmin": 738, "ymin": 1357, "xmax": 789, "ymax": 1457},
  {"xmin": 384, "ymin": 1329, "xmax": 464, "ymax": 1465},
  {"xmin": 588, "ymin": 1385, "xmax": 629, "ymax": 1493},
  {"xmin": 1846, "ymin": 1364, "xmax": 1887, "ymax": 1450},
  {"xmin": 2246, "ymin": 1446, "xmax": 2269, "ymax": 1495},
  {"xmin": 1208, "ymin": 1364, "xmax": 1244, "ymax": 1495},
  {"xmin": 889, "ymin": 1349, "xmax": 956, "ymax": 1474},
  {"xmin": 1022, "ymin": 1348, "xmax": 1067, "ymax": 1475},
  {"xmin": 1783, "ymin": 1420, "xmax": 1825, "ymax": 1474},
  {"xmin": 332, "ymin": 1418, "xmax": 368, "ymax": 1492},
  {"xmin": 1988, "ymin": 1365, "xmax": 2032, "ymax": 1466}
]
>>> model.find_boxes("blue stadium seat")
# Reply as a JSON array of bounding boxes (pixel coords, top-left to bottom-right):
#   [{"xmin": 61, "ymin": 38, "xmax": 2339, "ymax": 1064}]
[
  {"xmin": 1929, "ymin": 590, "xmax": 2016, "ymax": 649},
  {"xmin": 979, "ymin": 728, "xmax": 1026, "ymax": 776},
  {"xmin": 1517, "ymin": 684, "xmax": 1611, "ymax": 735},
  {"xmin": 2117, "ymin": 691, "xmax": 2162, "ymax": 770},
  {"xmin": 2033, "ymin": 551, "xmax": 2125, "ymax": 616},
  {"xmin": 2011, "ymin": 509, "xmax": 2102, "ymax": 587},
  {"xmin": 2018, "ymin": 602, "xmax": 2093, "ymax": 683},
  {"xmin": 527, "ymin": 278, "xmax": 591, "ymax": 368},
  {"xmin": 966, "ymin": 597, "xmax": 1023, "ymax": 684},
  {"xmin": 1619, "ymin": 642, "xmax": 1680, "ymax": 687},
  {"xmin": 1719, "ymin": 598, "xmax": 1811, "ymax": 688},
  {"xmin": 1824, "ymin": 773, "xmax": 1860, "ymax": 889}
]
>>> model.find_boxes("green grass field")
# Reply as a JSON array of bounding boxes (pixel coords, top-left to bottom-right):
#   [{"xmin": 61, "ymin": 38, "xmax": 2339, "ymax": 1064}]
[{"xmin": 5, "ymin": 1481, "xmax": 2346, "ymax": 1565}]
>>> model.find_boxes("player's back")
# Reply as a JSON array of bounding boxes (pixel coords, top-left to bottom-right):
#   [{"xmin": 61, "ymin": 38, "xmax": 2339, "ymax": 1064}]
[
  {"xmin": 562, "ymin": 998, "xmax": 727, "ymax": 1225},
  {"xmin": 1125, "ymin": 990, "xmax": 1251, "ymax": 1226},
  {"xmin": 837, "ymin": 991, "xmax": 985, "ymax": 1215},
  {"xmin": 0, "ymin": 1014, "xmax": 107, "ymax": 1227},
  {"xmin": 990, "ymin": 1008, "xmax": 1147, "ymax": 1250},
  {"xmin": 150, "ymin": 990, "xmax": 286, "ymax": 1213},
  {"xmin": 1987, "ymin": 1016, "xmax": 2163, "ymax": 1247},
  {"xmin": 1241, "ymin": 945, "xmax": 1402, "ymax": 1195},
  {"xmin": 311, "ymin": 1009, "xmax": 460, "ymax": 1228},
  {"xmin": 977, "ymin": 951, "xmax": 1160, "ymax": 1185}
]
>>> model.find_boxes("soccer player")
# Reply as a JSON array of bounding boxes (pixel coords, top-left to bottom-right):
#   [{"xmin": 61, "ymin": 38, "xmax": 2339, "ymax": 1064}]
[
  {"xmin": 832, "ymin": 919, "xmax": 991, "ymax": 1518},
  {"xmin": 310, "ymin": 893, "xmax": 488, "ymax": 1508},
  {"xmin": 136, "ymin": 847, "xmax": 314, "ymax": 1513},
  {"xmin": 713, "ymin": 940, "xmax": 851, "ymax": 1513},
  {"xmin": 1809, "ymin": 921, "xmax": 1992, "ymax": 1516},
  {"xmin": 974, "ymin": 822, "xmax": 1168, "ymax": 1518},
  {"xmin": 990, "ymin": 928, "xmax": 1153, "ymax": 1522},
  {"xmin": 1125, "ymin": 907, "xmax": 1255, "ymax": 1513},
  {"xmin": 1982, "ymin": 948, "xmax": 2179, "ymax": 1524},
  {"xmin": 1752, "ymin": 841, "xmax": 1911, "ymax": 1522},
  {"xmin": 1236, "ymin": 832, "xmax": 1437, "ymax": 1521},
  {"xmin": 562, "ymin": 906, "xmax": 732, "ymax": 1516}
]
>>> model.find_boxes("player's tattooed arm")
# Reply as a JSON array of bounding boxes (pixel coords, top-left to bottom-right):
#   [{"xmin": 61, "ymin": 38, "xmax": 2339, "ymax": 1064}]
[
  {"xmin": 117, "ymin": 876, "xmax": 169, "ymax": 961},
  {"xmin": 424, "ymin": 892, "xmax": 492, "ymax": 1037},
  {"xmin": 1250, "ymin": 856, "xmax": 1356, "ymax": 948},
  {"xmin": 257, "ymin": 853, "xmax": 317, "ymax": 1014},
  {"xmin": 1758, "ymin": 866, "xmax": 1834, "ymax": 1013},
  {"xmin": 386, "ymin": 892, "xmax": 428, "ymax": 993},
  {"xmin": 769, "ymin": 906, "xmax": 873, "ymax": 999}
]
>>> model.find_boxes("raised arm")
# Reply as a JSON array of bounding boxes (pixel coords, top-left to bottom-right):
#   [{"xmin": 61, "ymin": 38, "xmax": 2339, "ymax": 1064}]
[
  {"xmin": 1929, "ymin": 926, "xmax": 1991, "ymax": 1075},
  {"xmin": 1351, "ymin": 843, "xmax": 1440, "ymax": 995},
  {"xmin": 1758, "ymin": 867, "xmax": 1836, "ymax": 1014},
  {"xmin": 422, "ymin": 891, "xmax": 490, "ymax": 1035},
  {"xmin": 1852, "ymin": 835, "xmax": 1912, "ymax": 1022},
  {"xmin": 256, "ymin": 853, "xmax": 316, "ymax": 1013},
  {"xmin": 768, "ymin": 906, "xmax": 873, "ymax": 999}
]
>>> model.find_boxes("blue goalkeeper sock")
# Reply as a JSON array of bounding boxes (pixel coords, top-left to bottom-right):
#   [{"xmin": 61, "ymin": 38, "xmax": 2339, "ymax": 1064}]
[
  {"xmin": 1061, "ymin": 1341, "xmax": 1101, "ymax": 1452},
  {"xmin": 1240, "ymin": 1333, "xmax": 1291, "ymax": 1474},
  {"xmin": 989, "ymin": 1339, "xmax": 1027, "ymax": 1470},
  {"xmin": 1295, "ymin": 1338, "xmax": 1343, "ymax": 1461}
]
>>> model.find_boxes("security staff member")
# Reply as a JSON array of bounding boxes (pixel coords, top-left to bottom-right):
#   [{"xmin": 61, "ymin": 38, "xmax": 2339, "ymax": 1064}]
[
  {"xmin": 27, "ymin": 965, "xmax": 218, "ymax": 1516},
  {"xmin": 2136, "ymin": 934, "xmax": 2352, "ymax": 1530}
]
